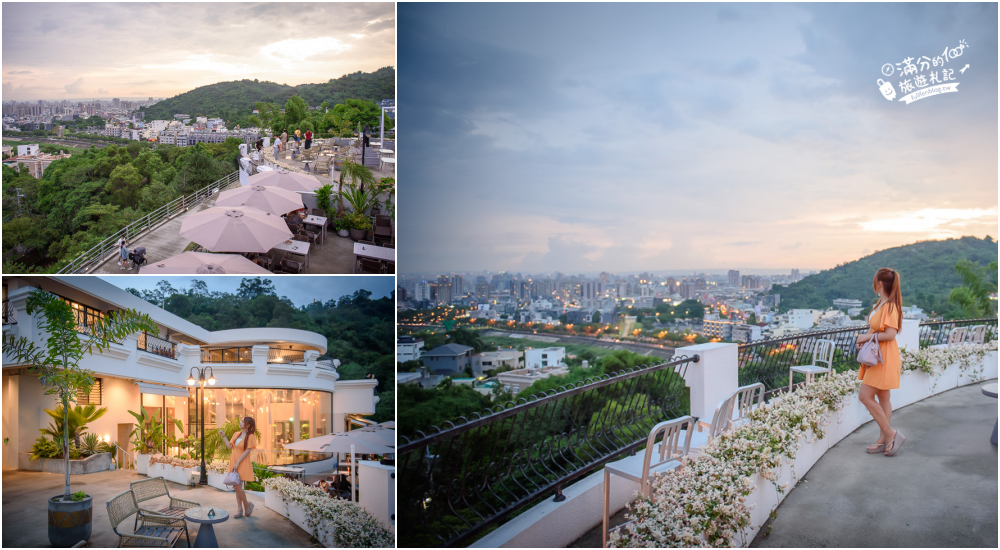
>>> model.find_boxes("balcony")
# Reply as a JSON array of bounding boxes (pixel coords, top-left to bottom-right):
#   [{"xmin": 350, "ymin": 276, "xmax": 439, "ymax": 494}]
[
  {"xmin": 399, "ymin": 318, "xmax": 998, "ymax": 548},
  {"xmin": 137, "ymin": 331, "xmax": 176, "ymax": 360},
  {"xmin": 1, "ymin": 299, "xmax": 14, "ymax": 325}
]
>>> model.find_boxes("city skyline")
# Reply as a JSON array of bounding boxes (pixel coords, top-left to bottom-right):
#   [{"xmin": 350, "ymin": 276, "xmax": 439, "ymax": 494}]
[
  {"xmin": 399, "ymin": 3, "xmax": 998, "ymax": 274},
  {"xmin": 2, "ymin": 2, "xmax": 395, "ymax": 101}
]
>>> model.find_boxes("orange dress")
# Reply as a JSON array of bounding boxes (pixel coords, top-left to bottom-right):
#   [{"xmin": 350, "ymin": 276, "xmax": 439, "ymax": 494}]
[
  {"xmin": 857, "ymin": 302, "xmax": 901, "ymax": 390},
  {"xmin": 229, "ymin": 432, "xmax": 257, "ymax": 482}
]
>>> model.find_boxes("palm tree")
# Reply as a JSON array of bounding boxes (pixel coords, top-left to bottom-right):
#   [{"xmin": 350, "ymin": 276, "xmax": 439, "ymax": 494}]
[
  {"xmin": 3, "ymin": 289, "xmax": 158, "ymax": 498},
  {"xmin": 337, "ymin": 160, "xmax": 375, "ymax": 215},
  {"xmin": 40, "ymin": 404, "xmax": 108, "ymax": 448},
  {"xmin": 949, "ymin": 259, "xmax": 999, "ymax": 318}
]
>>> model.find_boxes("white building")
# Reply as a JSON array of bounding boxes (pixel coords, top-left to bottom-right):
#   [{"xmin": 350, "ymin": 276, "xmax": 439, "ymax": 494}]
[
  {"xmin": 524, "ymin": 347, "xmax": 566, "ymax": 369},
  {"xmin": 497, "ymin": 365, "xmax": 571, "ymax": 394},
  {"xmin": 2, "ymin": 276, "xmax": 378, "ymax": 472},
  {"xmin": 472, "ymin": 348, "xmax": 522, "ymax": 373},
  {"xmin": 703, "ymin": 319, "xmax": 734, "ymax": 340},
  {"xmin": 731, "ymin": 324, "xmax": 762, "ymax": 343},
  {"xmin": 16, "ymin": 144, "xmax": 39, "ymax": 157},
  {"xmin": 396, "ymin": 336, "xmax": 424, "ymax": 363},
  {"xmin": 832, "ymin": 298, "xmax": 863, "ymax": 311}
]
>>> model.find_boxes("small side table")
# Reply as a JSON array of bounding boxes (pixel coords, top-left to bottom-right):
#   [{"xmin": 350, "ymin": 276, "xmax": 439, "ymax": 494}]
[
  {"xmin": 982, "ymin": 383, "xmax": 998, "ymax": 445},
  {"xmin": 185, "ymin": 507, "xmax": 229, "ymax": 548}
]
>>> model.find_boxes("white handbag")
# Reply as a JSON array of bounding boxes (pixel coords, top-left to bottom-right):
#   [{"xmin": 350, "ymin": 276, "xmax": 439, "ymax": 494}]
[{"xmin": 223, "ymin": 470, "xmax": 242, "ymax": 486}]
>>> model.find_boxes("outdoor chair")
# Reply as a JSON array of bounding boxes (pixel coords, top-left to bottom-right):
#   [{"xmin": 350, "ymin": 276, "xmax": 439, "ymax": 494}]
[
  {"xmin": 948, "ymin": 326, "xmax": 970, "ymax": 347},
  {"xmin": 292, "ymin": 234, "xmax": 309, "ymax": 243},
  {"xmin": 286, "ymin": 223, "xmax": 302, "ymax": 234},
  {"xmin": 358, "ymin": 239, "xmax": 376, "ymax": 246},
  {"xmin": 256, "ymin": 254, "xmax": 274, "ymax": 272},
  {"xmin": 297, "ymin": 229, "xmax": 319, "ymax": 246},
  {"xmin": 279, "ymin": 259, "xmax": 304, "ymax": 274},
  {"xmin": 968, "ymin": 325, "xmax": 987, "ymax": 345},
  {"xmin": 373, "ymin": 215, "xmax": 393, "ymax": 245},
  {"xmin": 128, "ymin": 477, "xmax": 198, "ymax": 533},
  {"xmin": 314, "ymin": 156, "xmax": 331, "ymax": 175},
  {"xmin": 788, "ymin": 338, "xmax": 836, "ymax": 393},
  {"xmin": 358, "ymin": 257, "xmax": 381, "ymax": 274},
  {"xmin": 382, "ymin": 261, "xmax": 394, "ymax": 274},
  {"xmin": 107, "ymin": 490, "xmax": 190, "ymax": 548},
  {"xmin": 602, "ymin": 415, "xmax": 695, "ymax": 548},
  {"xmin": 686, "ymin": 382, "xmax": 765, "ymax": 455},
  {"xmin": 369, "ymin": 206, "xmax": 381, "ymax": 217},
  {"xmin": 382, "ymin": 242, "xmax": 395, "ymax": 249}
]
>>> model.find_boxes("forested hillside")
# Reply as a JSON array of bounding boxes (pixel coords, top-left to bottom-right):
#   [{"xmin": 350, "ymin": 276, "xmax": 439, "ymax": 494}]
[
  {"xmin": 127, "ymin": 279, "xmax": 394, "ymax": 422},
  {"xmin": 2, "ymin": 139, "xmax": 240, "ymax": 272},
  {"xmin": 140, "ymin": 67, "xmax": 395, "ymax": 127},
  {"xmin": 772, "ymin": 236, "xmax": 998, "ymax": 317}
]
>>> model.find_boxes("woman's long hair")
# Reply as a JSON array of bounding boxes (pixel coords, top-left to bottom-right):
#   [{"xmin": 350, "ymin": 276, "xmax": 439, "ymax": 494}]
[
  {"xmin": 874, "ymin": 267, "xmax": 903, "ymax": 331},
  {"xmin": 242, "ymin": 416, "xmax": 256, "ymax": 451}
]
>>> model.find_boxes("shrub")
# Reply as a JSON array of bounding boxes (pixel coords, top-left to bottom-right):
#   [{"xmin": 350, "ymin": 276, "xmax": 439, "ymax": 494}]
[{"xmin": 30, "ymin": 436, "xmax": 61, "ymax": 461}]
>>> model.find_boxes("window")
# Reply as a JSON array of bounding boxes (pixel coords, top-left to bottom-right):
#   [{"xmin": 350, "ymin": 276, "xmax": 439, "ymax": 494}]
[
  {"xmin": 77, "ymin": 378, "xmax": 102, "ymax": 405},
  {"xmin": 59, "ymin": 297, "xmax": 108, "ymax": 336}
]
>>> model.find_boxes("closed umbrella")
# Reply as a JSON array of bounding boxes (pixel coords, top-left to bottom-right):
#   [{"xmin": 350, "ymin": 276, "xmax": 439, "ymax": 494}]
[
  {"xmin": 249, "ymin": 169, "xmax": 322, "ymax": 193},
  {"xmin": 180, "ymin": 207, "xmax": 292, "ymax": 253},
  {"xmin": 140, "ymin": 252, "xmax": 271, "ymax": 274},
  {"xmin": 217, "ymin": 184, "xmax": 304, "ymax": 215}
]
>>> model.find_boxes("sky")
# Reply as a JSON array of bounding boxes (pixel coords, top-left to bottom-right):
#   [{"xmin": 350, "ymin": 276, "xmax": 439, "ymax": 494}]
[
  {"xmin": 1, "ymin": 2, "xmax": 395, "ymax": 101},
  {"xmin": 98, "ymin": 276, "xmax": 395, "ymax": 308},
  {"xmin": 398, "ymin": 2, "xmax": 999, "ymax": 275}
]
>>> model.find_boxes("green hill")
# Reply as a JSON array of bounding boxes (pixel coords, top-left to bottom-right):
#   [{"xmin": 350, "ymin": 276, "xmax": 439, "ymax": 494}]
[
  {"xmin": 140, "ymin": 67, "xmax": 395, "ymax": 125},
  {"xmin": 772, "ymin": 236, "xmax": 998, "ymax": 317}
]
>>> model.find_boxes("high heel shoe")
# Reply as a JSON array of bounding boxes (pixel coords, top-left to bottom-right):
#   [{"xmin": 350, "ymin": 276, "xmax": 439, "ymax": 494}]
[
  {"xmin": 866, "ymin": 442, "xmax": 886, "ymax": 453},
  {"xmin": 246, "ymin": 503, "xmax": 254, "ymax": 517},
  {"xmin": 884, "ymin": 430, "xmax": 905, "ymax": 457}
]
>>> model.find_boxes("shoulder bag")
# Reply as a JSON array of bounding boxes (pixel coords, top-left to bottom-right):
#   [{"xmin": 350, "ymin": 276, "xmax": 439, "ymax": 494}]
[
  {"xmin": 223, "ymin": 470, "xmax": 242, "ymax": 486},
  {"xmin": 858, "ymin": 302, "xmax": 884, "ymax": 367}
]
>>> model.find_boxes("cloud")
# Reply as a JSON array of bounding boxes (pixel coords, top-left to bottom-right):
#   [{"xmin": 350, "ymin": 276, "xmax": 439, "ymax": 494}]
[
  {"xmin": 96, "ymin": 88, "xmax": 109, "ymax": 96},
  {"xmin": 64, "ymin": 77, "xmax": 84, "ymax": 94},
  {"xmin": 7, "ymin": 70, "xmax": 32, "ymax": 75}
]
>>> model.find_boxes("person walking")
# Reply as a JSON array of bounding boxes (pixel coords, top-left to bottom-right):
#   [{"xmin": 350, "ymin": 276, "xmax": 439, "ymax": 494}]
[
  {"xmin": 219, "ymin": 417, "xmax": 258, "ymax": 518},
  {"xmin": 856, "ymin": 267, "xmax": 905, "ymax": 456},
  {"xmin": 280, "ymin": 129, "xmax": 288, "ymax": 152},
  {"xmin": 304, "ymin": 129, "xmax": 312, "ymax": 150},
  {"xmin": 272, "ymin": 134, "xmax": 281, "ymax": 159}
]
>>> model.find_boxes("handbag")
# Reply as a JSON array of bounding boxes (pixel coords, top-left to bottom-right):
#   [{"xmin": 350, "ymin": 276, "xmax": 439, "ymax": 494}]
[
  {"xmin": 858, "ymin": 302, "xmax": 885, "ymax": 367},
  {"xmin": 223, "ymin": 470, "xmax": 242, "ymax": 486}
]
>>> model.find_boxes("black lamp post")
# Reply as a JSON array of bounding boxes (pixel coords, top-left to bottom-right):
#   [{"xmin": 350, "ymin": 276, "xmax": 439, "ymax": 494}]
[
  {"xmin": 360, "ymin": 124, "xmax": 372, "ymax": 167},
  {"xmin": 187, "ymin": 366, "xmax": 216, "ymax": 485}
]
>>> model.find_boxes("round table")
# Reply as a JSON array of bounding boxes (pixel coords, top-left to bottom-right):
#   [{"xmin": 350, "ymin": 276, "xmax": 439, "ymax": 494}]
[
  {"xmin": 185, "ymin": 507, "xmax": 229, "ymax": 548},
  {"xmin": 982, "ymin": 383, "xmax": 997, "ymax": 445},
  {"xmin": 256, "ymin": 165, "xmax": 274, "ymax": 172}
]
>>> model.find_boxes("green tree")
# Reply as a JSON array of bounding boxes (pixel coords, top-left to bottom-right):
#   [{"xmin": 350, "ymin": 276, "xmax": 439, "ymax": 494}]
[
  {"xmin": 283, "ymin": 95, "xmax": 308, "ymax": 129},
  {"xmin": 949, "ymin": 259, "xmax": 999, "ymax": 318},
  {"xmin": 592, "ymin": 310, "xmax": 601, "ymax": 323},
  {"xmin": 237, "ymin": 277, "xmax": 277, "ymax": 300},
  {"xmin": 105, "ymin": 163, "xmax": 144, "ymax": 209}
]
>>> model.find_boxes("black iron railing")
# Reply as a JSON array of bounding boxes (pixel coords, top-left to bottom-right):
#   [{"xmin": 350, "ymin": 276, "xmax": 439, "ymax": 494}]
[
  {"xmin": 917, "ymin": 318, "xmax": 997, "ymax": 347},
  {"xmin": 200, "ymin": 346, "xmax": 253, "ymax": 363},
  {"xmin": 1, "ymin": 299, "xmax": 14, "ymax": 325},
  {"xmin": 738, "ymin": 325, "xmax": 869, "ymax": 398},
  {"xmin": 398, "ymin": 354, "xmax": 698, "ymax": 547},
  {"xmin": 268, "ymin": 348, "xmax": 306, "ymax": 364},
  {"xmin": 137, "ymin": 332, "xmax": 177, "ymax": 360}
]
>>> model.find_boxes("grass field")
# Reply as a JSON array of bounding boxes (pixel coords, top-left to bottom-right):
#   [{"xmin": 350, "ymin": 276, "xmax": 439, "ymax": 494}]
[{"xmin": 479, "ymin": 334, "xmax": 618, "ymax": 360}]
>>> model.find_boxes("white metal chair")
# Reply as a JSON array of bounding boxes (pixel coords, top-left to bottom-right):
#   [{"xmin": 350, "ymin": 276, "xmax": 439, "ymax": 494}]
[
  {"xmin": 967, "ymin": 325, "xmax": 986, "ymax": 345},
  {"xmin": 947, "ymin": 327, "xmax": 969, "ymax": 347},
  {"xmin": 686, "ymin": 382, "xmax": 765, "ymax": 454},
  {"xmin": 788, "ymin": 338, "xmax": 835, "ymax": 393},
  {"xmin": 602, "ymin": 415, "xmax": 694, "ymax": 548}
]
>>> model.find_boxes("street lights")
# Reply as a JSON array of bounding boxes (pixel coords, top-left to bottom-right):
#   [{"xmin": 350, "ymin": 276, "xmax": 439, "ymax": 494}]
[{"xmin": 187, "ymin": 366, "xmax": 216, "ymax": 485}]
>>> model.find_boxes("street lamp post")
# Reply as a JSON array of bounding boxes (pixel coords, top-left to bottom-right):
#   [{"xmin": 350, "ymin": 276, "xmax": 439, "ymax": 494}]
[{"xmin": 187, "ymin": 366, "xmax": 216, "ymax": 485}]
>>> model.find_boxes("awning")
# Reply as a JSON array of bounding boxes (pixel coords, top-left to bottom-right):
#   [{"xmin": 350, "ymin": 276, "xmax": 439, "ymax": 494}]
[{"xmin": 135, "ymin": 381, "xmax": 191, "ymax": 398}]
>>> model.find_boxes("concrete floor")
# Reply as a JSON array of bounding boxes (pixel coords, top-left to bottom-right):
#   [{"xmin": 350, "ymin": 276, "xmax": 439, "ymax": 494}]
[
  {"xmin": 570, "ymin": 382, "xmax": 999, "ymax": 548},
  {"xmin": 1, "ymin": 468, "xmax": 318, "ymax": 548}
]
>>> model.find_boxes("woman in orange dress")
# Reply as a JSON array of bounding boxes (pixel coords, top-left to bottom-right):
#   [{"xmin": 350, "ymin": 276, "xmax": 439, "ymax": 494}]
[
  {"xmin": 218, "ymin": 416, "xmax": 258, "ymax": 517},
  {"xmin": 855, "ymin": 268, "xmax": 905, "ymax": 456}
]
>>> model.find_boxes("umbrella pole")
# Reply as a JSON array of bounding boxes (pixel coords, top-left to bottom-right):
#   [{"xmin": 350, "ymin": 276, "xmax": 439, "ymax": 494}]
[{"xmin": 351, "ymin": 444, "xmax": 356, "ymax": 503}]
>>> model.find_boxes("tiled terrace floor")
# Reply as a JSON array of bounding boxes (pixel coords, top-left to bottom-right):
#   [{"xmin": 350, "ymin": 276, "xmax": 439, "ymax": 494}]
[{"xmin": 572, "ymin": 381, "xmax": 998, "ymax": 548}]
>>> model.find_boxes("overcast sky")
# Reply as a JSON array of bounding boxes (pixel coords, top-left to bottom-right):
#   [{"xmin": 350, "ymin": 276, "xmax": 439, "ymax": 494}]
[
  {"xmin": 2, "ymin": 2, "xmax": 395, "ymax": 101},
  {"xmin": 98, "ymin": 276, "xmax": 394, "ymax": 308},
  {"xmin": 398, "ymin": 3, "xmax": 998, "ymax": 275}
]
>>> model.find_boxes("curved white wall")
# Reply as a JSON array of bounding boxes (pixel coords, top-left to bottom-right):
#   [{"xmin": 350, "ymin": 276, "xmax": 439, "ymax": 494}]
[{"xmin": 207, "ymin": 328, "xmax": 327, "ymax": 353}]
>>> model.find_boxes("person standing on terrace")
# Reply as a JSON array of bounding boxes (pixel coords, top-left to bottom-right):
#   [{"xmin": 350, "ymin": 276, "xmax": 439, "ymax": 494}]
[
  {"xmin": 220, "ymin": 416, "xmax": 258, "ymax": 518},
  {"xmin": 280, "ymin": 129, "xmax": 288, "ymax": 152},
  {"xmin": 294, "ymin": 127, "xmax": 302, "ymax": 150},
  {"xmin": 855, "ymin": 267, "xmax": 905, "ymax": 456},
  {"xmin": 272, "ymin": 134, "xmax": 281, "ymax": 159}
]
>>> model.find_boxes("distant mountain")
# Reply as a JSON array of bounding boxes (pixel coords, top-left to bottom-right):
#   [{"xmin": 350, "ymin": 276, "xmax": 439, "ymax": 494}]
[
  {"xmin": 771, "ymin": 236, "xmax": 998, "ymax": 317},
  {"xmin": 139, "ymin": 67, "xmax": 395, "ymax": 122}
]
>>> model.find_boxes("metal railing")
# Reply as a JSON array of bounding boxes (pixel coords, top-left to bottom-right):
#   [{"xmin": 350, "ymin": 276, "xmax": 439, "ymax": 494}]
[
  {"xmin": 200, "ymin": 346, "xmax": 253, "ymax": 364},
  {"xmin": 738, "ymin": 325, "xmax": 869, "ymax": 398},
  {"xmin": 917, "ymin": 318, "xmax": 997, "ymax": 347},
  {"xmin": 113, "ymin": 443, "xmax": 136, "ymax": 470},
  {"xmin": 398, "ymin": 354, "xmax": 698, "ymax": 548},
  {"xmin": 2, "ymin": 299, "xmax": 14, "ymax": 325},
  {"xmin": 137, "ymin": 332, "xmax": 177, "ymax": 360},
  {"xmin": 267, "ymin": 348, "xmax": 306, "ymax": 364},
  {"xmin": 56, "ymin": 171, "xmax": 241, "ymax": 274}
]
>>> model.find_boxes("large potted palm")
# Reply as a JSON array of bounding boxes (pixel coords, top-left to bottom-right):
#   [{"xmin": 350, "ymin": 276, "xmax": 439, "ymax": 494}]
[
  {"xmin": 336, "ymin": 160, "xmax": 375, "ymax": 215},
  {"xmin": 2, "ymin": 289, "xmax": 157, "ymax": 548}
]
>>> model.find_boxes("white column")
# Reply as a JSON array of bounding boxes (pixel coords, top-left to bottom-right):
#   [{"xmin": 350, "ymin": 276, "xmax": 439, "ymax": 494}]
[
  {"xmin": 898, "ymin": 319, "xmax": 921, "ymax": 352},
  {"xmin": 678, "ymin": 342, "xmax": 739, "ymax": 422}
]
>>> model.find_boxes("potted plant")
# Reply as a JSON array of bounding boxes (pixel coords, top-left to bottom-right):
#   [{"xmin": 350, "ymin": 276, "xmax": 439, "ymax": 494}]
[
  {"xmin": 2, "ymin": 289, "xmax": 157, "ymax": 547},
  {"xmin": 336, "ymin": 160, "xmax": 375, "ymax": 215},
  {"xmin": 345, "ymin": 211, "xmax": 372, "ymax": 241},
  {"xmin": 314, "ymin": 184, "xmax": 335, "ymax": 228},
  {"xmin": 127, "ymin": 406, "xmax": 166, "ymax": 474},
  {"xmin": 334, "ymin": 215, "xmax": 351, "ymax": 238}
]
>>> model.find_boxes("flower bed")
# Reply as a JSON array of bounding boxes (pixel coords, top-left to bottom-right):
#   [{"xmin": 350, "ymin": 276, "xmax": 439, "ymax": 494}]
[
  {"xmin": 264, "ymin": 477, "xmax": 394, "ymax": 548},
  {"xmin": 147, "ymin": 456, "xmax": 200, "ymax": 486},
  {"xmin": 204, "ymin": 460, "xmax": 234, "ymax": 492},
  {"xmin": 609, "ymin": 341, "xmax": 998, "ymax": 548}
]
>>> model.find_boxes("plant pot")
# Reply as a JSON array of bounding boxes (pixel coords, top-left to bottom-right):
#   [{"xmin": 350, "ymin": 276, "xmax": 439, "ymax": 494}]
[
  {"xmin": 349, "ymin": 228, "xmax": 366, "ymax": 241},
  {"xmin": 48, "ymin": 494, "xmax": 92, "ymax": 547},
  {"xmin": 136, "ymin": 453, "xmax": 161, "ymax": 475},
  {"xmin": 333, "ymin": 160, "xmax": 344, "ymax": 171},
  {"xmin": 337, "ymin": 229, "xmax": 350, "ymax": 238}
]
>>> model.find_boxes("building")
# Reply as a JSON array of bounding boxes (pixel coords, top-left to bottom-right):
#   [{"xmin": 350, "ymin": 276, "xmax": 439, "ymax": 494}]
[
  {"xmin": 497, "ymin": 365, "xmax": 571, "ymax": 394},
  {"xmin": 728, "ymin": 270, "xmax": 740, "ymax": 286},
  {"xmin": 472, "ymin": 348, "xmax": 522, "ymax": 374},
  {"xmin": 2, "ymin": 276, "xmax": 378, "ymax": 471},
  {"xmin": 16, "ymin": 144, "xmax": 40, "ymax": 157},
  {"xmin": 421, "ymin": 344, "xmax": 474, "ymax": 376},
  {"xmin": 731, "ymin": 323, "xmax": 762, "ymax": 343},
  {"xmin": 396, "ymin": 336, "xmax": 424, "ymax": 363},
  {"xmin": 703, "ymin": 319, "xmax": 734, "ymax": 340},
  {"xmin": 832, "ymin": 298, "xmax": 863, "ymax": 311},
  {"xmin": 524, "ymin": 347, "xmax": 566, "ymax": 369},
  {"xmin": 5, "ymin": 151, "xmax": 73, "ymax": 178}
]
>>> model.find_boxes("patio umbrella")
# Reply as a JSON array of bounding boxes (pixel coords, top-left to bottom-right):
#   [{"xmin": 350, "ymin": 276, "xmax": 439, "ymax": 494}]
[
  {"xmin": 179, "ymin": 207, "xmax": 292, "ymax": 253},
  {"xmin": 283, "ymin": 432, "xmax": 393, "ymax": 503},
  {"xmin": 216, "ymin": 184, "xmax": 304, "ymax": 215},
  {"xmin": 378, "ymin": 421, "xmax": 395, "ymax": 429},
  {"xmin": 140, "ymin": 252, "xmax": 271, "ymax": 274},
  {"xmin": 348, "ymin": 426, "xmax": 395, "ymax": 447},
  {"xmin": 249, "ymin": 169, "xmax": 323, "ymax": 193}
]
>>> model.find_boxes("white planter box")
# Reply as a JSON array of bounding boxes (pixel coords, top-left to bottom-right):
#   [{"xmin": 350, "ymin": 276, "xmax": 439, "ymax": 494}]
[
  {"xmin": 147, "ymin": 462, "xmax": 166, "ymax": 478},
  {"xmin": 208, "ymin": 472, "xmax": 235, "ymax": 492},
  {"xmin": 147, "ymin": 463, "xmax": 199, "ymax": 486},
  {"xmin": 136, "ymin": 453, "xmax": 161, "ymax": 475},
  {"xmin": 264, "ymin": 488, "xmax": 336, "ymax": 547}
]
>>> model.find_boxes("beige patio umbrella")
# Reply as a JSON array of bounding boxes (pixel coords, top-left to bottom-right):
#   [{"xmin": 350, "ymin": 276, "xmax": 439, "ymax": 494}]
[
  {"xmin": 216, "ymin": 184, "xmax": 304, "ymax": 215},
  {"xmin": 140, "ymin": 252, "xmax": 271, "ymax": 274},
  {"xmin": 349, "ymin": 426, "xmax": 395, "ymax": 447},
  {"xmin": 179, "ymin": 207, "xmax": 292, "ymax": 253},
  {"xmin": 283, "ymin": 432, "xmax": 394, "ymax": 503},
  {"xmin": 249, "ymin": 169, "xmax": 323, "ymax": 192}
]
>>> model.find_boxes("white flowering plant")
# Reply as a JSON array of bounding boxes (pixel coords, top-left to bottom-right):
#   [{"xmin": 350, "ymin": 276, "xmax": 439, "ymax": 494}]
[
  {"xmin": 264, "ymin": 477, "xmax": 394, "ymax": 548},
  {"xmin": 149, "ymin": 455, "xmax": 201, "ymax": 469},
  {"xmin": 205, "ymin": 460, "xmax": 230, "ymax": 474},
  {"xmin": 901, "ymin": 341, "xmax": 997, "ymax": 389}
]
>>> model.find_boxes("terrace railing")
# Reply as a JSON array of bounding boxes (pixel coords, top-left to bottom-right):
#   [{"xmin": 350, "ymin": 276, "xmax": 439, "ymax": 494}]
[
  {"xmin": 56, "ymin": 171, "xmax": 240, "ymax": 274},
  {"xmin": 398, "ymin": 354, "xmax": 699, "ymax": 547},
  {"xmin": 2, "ymin": 299, "xmax": 14, "ymax": 325},
  {"xmin": 268, "ymin": 348, "xmax": 306, "ymax": 364},
  {"xmin": 137, "ymin": 332, "xmax": 177, "ymax": 360},
  {"xmin": 200, "ymin": 346, "xmax": 253, "ymax": 364},
  {"xmin": 917, "ymin": 318, "xmax": 997, "ymax": 347}
]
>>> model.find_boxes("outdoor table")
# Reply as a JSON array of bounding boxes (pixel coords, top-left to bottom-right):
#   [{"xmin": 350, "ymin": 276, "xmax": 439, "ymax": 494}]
[
  {"xmin": 185, "ymin": 507, "xmax": 229, "ymax": 548},
  {"xmin": 353, "ymin": 242, "xmax": 394, "ymax": 273},
  {"xmin": 256, "ymin": 165, "xmax": 274, "ymax": 173},
  {"xmin": 302, "ymin": 215, "xmax": 327, "ymax": 245},
  {"xmin": 271, "ymin": 465, "xmax": 305, "ymax": 479},
  {"xmin": 272, "ymin": 240, "xmax": 311, "ymax": 270},
  {"xmin": 983, "ymin": 383, "xmax": 997, "ymax": 444},
  {"xmin": 380, "ymin": 157, "xmax": 395, "ymax": 174}
]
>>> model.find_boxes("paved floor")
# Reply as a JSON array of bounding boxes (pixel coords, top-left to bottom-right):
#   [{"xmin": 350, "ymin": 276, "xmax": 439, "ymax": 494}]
[
  {"xmin": 1, "ymin": 468, "xmax": 318, "ymax": 548},
  {"xmin": 571, "ymin": 382, "xmax": 999, "ymax": 548}
]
